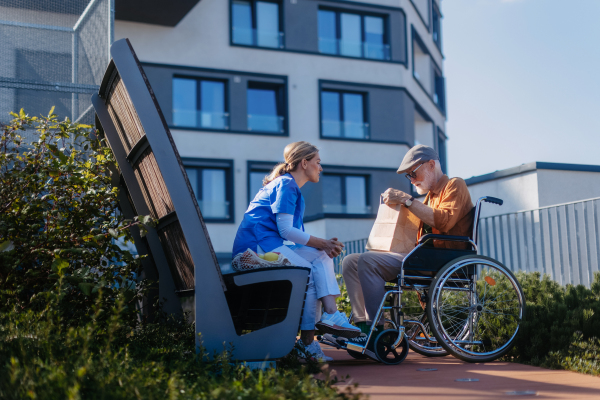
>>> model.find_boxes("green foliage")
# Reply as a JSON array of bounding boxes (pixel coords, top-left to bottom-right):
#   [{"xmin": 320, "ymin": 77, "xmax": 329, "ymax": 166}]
[
  {"xmin": 0, "ymin": 109, "xmax": 151, "ymax": 324},
  {"xmin": 0, "ymin": 110, "xmax": 361, "ymax": 399}
]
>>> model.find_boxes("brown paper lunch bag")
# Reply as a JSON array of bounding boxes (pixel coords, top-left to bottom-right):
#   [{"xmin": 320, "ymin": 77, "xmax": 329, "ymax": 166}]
[{"xmin": 366, "ymin": 196, "xmax": 421, "ymax": 254}]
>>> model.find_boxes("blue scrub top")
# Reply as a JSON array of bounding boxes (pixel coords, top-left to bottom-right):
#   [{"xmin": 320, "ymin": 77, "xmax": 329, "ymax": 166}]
[{"xmin": 233, "ymin": 173, "xmax": 305, "ymax": 256}]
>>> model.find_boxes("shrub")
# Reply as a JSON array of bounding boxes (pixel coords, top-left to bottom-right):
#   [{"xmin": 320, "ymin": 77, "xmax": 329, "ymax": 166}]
[{"xmin": 0, "ymin": 111, "xmax": 361, "ymax": 399}]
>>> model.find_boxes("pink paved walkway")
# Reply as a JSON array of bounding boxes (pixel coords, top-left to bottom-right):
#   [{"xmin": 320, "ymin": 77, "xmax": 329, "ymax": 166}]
[{"xmin": 322, "ymin": 346, "xmax": 600, "ymax": 399}]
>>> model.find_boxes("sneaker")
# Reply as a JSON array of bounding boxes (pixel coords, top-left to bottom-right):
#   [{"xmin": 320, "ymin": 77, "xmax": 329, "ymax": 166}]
[
  {"xmin": 297, "ymin": 339, "xmax": 333, "ymax": 362},
  {"xmin": 346, "ymin": 325, "xmax": 383, "ymax": 352},
  {"xmin": 316, "ymin": 311, "xmax": 361, "ymax": 338}
]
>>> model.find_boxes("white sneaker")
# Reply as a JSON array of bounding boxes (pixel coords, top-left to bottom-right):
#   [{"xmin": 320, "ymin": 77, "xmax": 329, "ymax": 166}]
[
  {"xmin": 315, "ymin": 311, "xmax": 361, "ymax": 338},
  {"xmin": 304, "ymin": 340, "xmax": 334, "ymax": 362}
]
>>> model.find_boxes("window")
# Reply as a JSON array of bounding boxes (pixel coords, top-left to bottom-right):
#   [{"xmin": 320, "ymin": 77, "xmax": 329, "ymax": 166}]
[
  {"xmin": 232, "ymin": 1, "xmax": 283, "ymax": 48},
  {"xmin": 434, "ymin": 69, "xmax": 445, "ymax": 112},
  {"xmin": 414, "ymin": 109, "xmax": 434, "ymax": 148},
  {"xmin": 322, "ymin": 174, "xmax": 370, "ymax": 214},
  {"xmin": 411, "ymin": 0, "xmax": 431, "ymax": 28},
  {"xmin": 247, "ymin": 82, "xmax": 284, "ymax": 133},
  {"xmin": 437, "ymin": 131, "xmax": 447, "ymax": 174},
  {"xmin": 412, "ymin": 36, "xmax": 433, "ymax": 95},
  {"xmin": 172, "ymin": 77, "xmax": 228, "ymax": 129},
  {"xmin": 318, "ymin": 9, "xmax": 389, "ymax": 60},
  {"xmin": 432, "ymin": 4, "xmax": 442, "ymax": 50},
  {"xmin": 184, "ymin": 160, "xmax": 233, "ymax": 222},
  {"xmin": 321, "ymin": 90, "xmax": 368, "ymax": 139}
]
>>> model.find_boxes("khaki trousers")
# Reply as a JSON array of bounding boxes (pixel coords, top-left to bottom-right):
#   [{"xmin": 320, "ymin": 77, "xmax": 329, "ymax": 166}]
[{"xmin": 342, "ymin": 252, "xmax": 405, "ymax": 325}]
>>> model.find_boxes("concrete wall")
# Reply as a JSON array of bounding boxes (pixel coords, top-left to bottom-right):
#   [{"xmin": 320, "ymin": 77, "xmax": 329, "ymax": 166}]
[{"xmin": 536, "ymin": 170, "xmax": 600, "ymax": 207}]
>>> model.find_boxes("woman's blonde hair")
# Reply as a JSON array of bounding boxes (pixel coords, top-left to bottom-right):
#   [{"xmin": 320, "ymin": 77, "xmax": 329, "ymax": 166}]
[{"xmin": 263, "ymin": 141, "xmax": 319, "ymax": 186}]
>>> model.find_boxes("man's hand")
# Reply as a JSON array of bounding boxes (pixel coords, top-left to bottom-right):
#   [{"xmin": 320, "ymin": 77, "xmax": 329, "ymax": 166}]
[{"xmin": 382, "ymin": 188, "xmax": 411, "ymax": 205}]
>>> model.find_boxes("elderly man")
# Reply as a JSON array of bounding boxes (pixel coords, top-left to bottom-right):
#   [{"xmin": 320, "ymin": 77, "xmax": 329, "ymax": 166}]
[{"xmin": 342, "ymin": 145, "xmax": 473, "ymax": 344}]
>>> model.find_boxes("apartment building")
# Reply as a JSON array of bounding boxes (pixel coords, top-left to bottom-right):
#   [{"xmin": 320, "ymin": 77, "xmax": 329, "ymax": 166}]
[{"xmin": 114, "ymin": 0, "xmax": 447, "ymax": 262}]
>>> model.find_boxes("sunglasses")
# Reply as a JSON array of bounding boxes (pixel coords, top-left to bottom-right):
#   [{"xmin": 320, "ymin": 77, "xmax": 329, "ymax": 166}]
[{"xmin": 404, "ymin": 162, "xmax": 424, "ymax": 181}]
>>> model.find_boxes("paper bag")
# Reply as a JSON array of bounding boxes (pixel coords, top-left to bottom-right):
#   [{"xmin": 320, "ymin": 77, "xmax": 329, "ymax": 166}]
[{"xmin": 366, "ymin": 197, "xmax": 421, "ymax": 254}]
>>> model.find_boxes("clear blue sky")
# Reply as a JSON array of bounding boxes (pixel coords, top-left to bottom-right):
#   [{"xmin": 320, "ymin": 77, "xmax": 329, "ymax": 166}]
[{"xmin": 443, "ymin": 0, "xmax": 600, "ymax": 179}]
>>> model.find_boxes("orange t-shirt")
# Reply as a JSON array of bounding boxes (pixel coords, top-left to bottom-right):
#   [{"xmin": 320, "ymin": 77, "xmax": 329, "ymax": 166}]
[{"xmin": 415, "ymin": 175, "xmax": 474, "ymax": 249}]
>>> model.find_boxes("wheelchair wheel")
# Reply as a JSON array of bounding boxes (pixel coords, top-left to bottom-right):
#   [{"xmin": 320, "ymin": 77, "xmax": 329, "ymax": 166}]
[
  {"xmin": 406, "ymin": 314, "xmax": 448, "ymax": 357},
  {"xmin": 374, "ymin": 329, "xmax": 409, "ymax": 365},
  {"xmin": 427, "ymin": 255, "xmax": 525, "ymax": 363}
]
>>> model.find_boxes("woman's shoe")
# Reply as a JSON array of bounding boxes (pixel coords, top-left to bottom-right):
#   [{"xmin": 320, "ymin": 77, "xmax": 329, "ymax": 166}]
[
  {"xmin": 315, "ymin": 311, "xmax": 362, "ymax": 338},
  {"xmin": 297, "ymin": 339, "xmax": 333, "ymax": 362}
]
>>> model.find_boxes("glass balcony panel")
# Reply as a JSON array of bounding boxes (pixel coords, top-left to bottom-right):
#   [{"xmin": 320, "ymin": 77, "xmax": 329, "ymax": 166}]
[
  {"xmin": 173, "ymin": 109, "xmax": 197, "ymax": 127},
  {"xmin": 318, "ymin": 37, "xmax": 338, "ymax": 54},
  {"xmin": 248, "ymin": 114, "xmax": 284, "ymax": 132},
  {"xmin": 343, "ymin": 121, "xmax": 369, "ymax": 139},
  {"xmin": 232, "ymin": 27, "xmax": 284, "ymax": 48},
  {"xmin": 199, "ymin": 200, "xmax": 230, "ymax": 219},
  {"xmin": 339, "ymin": 40, "xmax": 362, "ymax": 57},
  {"xmin": 364, "ymin": 42, "xmax": 391, "ymax": 60},
  {"xmin": 200, "ymin": 111, "xmax": 229, "ymax": 130},
  {"xmin": 321, "ymin": 119, "xmax": 342, "ymax": 137},
  {"xmin": 322, "ymin": 120, "xmax": 369, "ymax": 139},
  {"xmin": 323, "ymin": 204, "xmax": 372, "ymax": 214}
]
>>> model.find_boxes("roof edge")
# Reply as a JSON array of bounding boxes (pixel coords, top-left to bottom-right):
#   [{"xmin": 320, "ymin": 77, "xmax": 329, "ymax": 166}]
[{"xmin": 465, "ymin": 162, "xmax": 600, "ymax": 186}]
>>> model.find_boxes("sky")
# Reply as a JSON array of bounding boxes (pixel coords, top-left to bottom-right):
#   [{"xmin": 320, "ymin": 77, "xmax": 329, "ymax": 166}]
[{"xmin": 443, "ymin": 0, "xmax": 600, "ymax": 179}]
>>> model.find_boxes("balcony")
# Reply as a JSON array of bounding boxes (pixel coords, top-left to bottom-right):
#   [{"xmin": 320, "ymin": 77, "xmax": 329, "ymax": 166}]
[
  {"xmin": 198, "ymin": 200, "xmax": 230, "ymax": 219},
  {"xmin": 232, "ymin": 28, "xmax": 284, "ymax": 49},
  {"xmin": 322, "ymin": 120, "xmax": 370, "ymax": 140},
  {"xmin": 173, "ymin": 110, "xmax": 229, "ymax": 130},
  {"xmin": 247, "ymin": 114, "xmax": 284, "ymax": 133},
  {"xmin": 318, "ymin": 38, "xmax": 391, "ymax": 60}
]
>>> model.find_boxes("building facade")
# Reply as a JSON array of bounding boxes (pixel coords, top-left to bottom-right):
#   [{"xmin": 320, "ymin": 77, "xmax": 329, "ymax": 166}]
[{"xmin": 114, "ymin": 0, "xmax": 447, "ymax": 262}]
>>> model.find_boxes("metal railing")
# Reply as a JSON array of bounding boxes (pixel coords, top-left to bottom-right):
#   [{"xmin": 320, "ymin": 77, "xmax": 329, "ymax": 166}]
[
  {"xmin": 478, "ymin": 197, "xmax": 600, "ymax": 288},
  {"xmin": 334, "ymin": 238, "xmax": 368, "ymax": 275}
]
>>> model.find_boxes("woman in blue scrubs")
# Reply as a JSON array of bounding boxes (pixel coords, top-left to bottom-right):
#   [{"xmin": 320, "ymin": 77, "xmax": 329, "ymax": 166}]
[{"xmin": 233, "ymin": 141, "xmax": 360, "ymax": 361}]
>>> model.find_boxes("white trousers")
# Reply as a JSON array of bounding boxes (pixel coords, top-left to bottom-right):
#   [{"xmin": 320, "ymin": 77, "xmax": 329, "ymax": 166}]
[{"xmin": 271, "ymin": 244, "xmax": 341, "ymax": 330}]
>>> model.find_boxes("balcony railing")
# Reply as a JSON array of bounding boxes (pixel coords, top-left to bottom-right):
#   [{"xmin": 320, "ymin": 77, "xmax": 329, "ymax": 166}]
[
  {"xmin": 323, "ymin": 204, "xmax": 372, "ymax": 215},
  {"xmin": 321, "ymin": 120, "xmax": 370, "ymax": 139},
  {"xmin": 173, "ymin": 110, "xmax": 229, "ymax": 130},
  {"xmin": 247, "ymin": 114, "xmax": 284, "ymax": 133},
  {"xmin": 232, "ymin": 27, "xmax": 284, "ymax": 48},
  {"xmin": 318, "ymin": 37, "xmax": 391, "ymax": 60},
  {"xmin": 198, "ymin": 200, "xmax": 230, "ymax": 219}
]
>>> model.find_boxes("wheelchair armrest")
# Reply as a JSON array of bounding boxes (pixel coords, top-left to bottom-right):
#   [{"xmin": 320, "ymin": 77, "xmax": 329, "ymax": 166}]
[{"xmin": 418, "ymin": 234, "xmax": 472, "ymax": 244}]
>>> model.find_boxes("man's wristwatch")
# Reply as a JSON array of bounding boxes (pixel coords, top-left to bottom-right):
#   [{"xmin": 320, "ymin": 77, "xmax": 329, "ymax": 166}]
[{"xmin": 404, "ymin": 196, "xmax": 415, "ymax": 207}]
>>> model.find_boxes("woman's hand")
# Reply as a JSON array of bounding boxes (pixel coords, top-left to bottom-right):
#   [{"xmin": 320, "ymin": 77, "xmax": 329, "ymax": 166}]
[{"xmin": 320, "ymin": 237, "xmax": 344, "ymax": 258}]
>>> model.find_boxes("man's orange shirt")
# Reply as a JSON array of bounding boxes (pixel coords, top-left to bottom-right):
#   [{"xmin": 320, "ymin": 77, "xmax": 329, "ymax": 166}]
[{"xmin": 416, "ymin": 174, "xmax": 474, "ymax": 249}]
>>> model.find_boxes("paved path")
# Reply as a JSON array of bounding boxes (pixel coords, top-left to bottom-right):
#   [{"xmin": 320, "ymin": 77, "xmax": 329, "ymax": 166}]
[{"xmin": 322, "ymin": 347, "xmax": 600, "ymax": 399}]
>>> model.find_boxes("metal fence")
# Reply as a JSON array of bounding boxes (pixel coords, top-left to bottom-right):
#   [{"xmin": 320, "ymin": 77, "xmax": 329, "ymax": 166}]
[
  {"xmin": 334, "ymin": 238, "xmax": 368, "ymax": 275},
  {"xmin": 335, "ymin": 197, "xmax": 600, "ymax": 288},
  {"xmin": 0, "ymin": 0, "xmax": 113, "ymax": 128},
  {"xmin": 478, "ymin": 197, "xmax": 600, "ymax": 288}
]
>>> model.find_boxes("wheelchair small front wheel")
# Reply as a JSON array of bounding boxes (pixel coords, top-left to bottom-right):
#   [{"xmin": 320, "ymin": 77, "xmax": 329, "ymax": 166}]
[
  {"xmin": 427, "ymin": 255, "xmax": 525, "ymax": 363},
  {"xmin": 374, "ymin": 329, "xmax": 409, "ymax": 365}
]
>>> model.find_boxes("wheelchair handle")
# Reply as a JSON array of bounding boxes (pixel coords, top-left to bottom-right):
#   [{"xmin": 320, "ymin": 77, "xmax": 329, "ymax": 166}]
[{"xmin": 483, "ymin": 196, "xmax": 503, "ymax": 206}]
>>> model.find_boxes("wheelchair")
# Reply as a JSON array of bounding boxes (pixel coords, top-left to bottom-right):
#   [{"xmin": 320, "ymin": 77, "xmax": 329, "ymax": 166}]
[{"xmin": 319, "ymin": 196, "xmax": 526, "ymax": 365}]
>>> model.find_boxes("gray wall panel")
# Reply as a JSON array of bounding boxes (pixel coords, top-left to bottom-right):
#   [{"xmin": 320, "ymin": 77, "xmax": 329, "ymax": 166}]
[{"xmin": 284, "ymin": 1, "xmax": 320, "ymax": 53}]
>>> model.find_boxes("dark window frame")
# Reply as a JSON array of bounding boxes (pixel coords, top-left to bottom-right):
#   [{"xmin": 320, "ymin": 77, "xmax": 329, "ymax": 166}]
[
  {"xmin": 437, "ymin": 127, "xmax": 447, "ymax": 174},
  {"xmin": 432, "ymin": 1, "xmax": 442, "ymax": 52},
  {"xmin": 322, "ymin": 172, "xmax": 371, "ymax": 216},
  {"xmin": 319, "ymin": 87, "xmax": 370, "ymax": 142},
  {"xmin": 181, "ymin": 158, "xmax": 235, "ymax": 223},
  {"xmin": 172, "ymin": 75, "xmax": 229, "ymax": 130},
  {"xmin": 411, "ymin": 26, "xmax": 445, "ymax": 116},
  {"xmin": 317, "ymin": 6, "xmax": 391, "ymax": 61},
  {"xmin": 409, "ymin": 0, "xmax": 431, "ymax": 31},
  {"xmin": 246, "ymin": 80, "xmax": 287, "ymax": 134},
  {"xmin": 247, "ymin": 166, "xmax": 274, "ymax": 203},
  {"xmin": 231, "ymin": 0, "xmax": 284, "ymax": 49}
]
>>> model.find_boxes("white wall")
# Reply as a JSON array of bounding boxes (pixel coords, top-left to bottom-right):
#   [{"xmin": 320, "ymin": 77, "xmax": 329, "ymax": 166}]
[
  {"xmin": 536, "ymin": 170, "xmax": 600, "ymax": 207},
  {"xmin": 467, "ymin": 172, "xmax": 539, "ymax": 218}
]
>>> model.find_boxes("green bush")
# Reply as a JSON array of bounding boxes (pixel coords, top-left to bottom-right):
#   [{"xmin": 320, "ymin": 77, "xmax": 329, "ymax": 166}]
[{"xmin": 0, "ymin": 111, "xmax": 362, "ymax": 400}]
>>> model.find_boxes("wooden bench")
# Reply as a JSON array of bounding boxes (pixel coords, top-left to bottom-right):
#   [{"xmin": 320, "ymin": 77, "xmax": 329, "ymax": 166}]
[{"xmin": 92, "ymin": 39, "xmax": 310, "ymax": 361}]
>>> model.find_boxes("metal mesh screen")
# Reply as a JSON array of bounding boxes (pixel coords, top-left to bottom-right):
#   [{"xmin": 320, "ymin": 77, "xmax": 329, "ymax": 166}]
[{"xmin": 0, "ymin": 0, "xmax": 113, "ymax": 125}]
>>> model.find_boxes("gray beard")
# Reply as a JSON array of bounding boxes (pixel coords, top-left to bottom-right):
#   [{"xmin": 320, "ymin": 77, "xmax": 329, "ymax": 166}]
[{"xmin": 415, "ymin": 185, "xmax": 428, "ymax": 195}]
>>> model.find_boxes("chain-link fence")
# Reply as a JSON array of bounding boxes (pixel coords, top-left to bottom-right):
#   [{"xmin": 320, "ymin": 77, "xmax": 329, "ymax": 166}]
[{"xmin": 0, "ymin": 0, "xmax": 113, "ymax": 130}]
